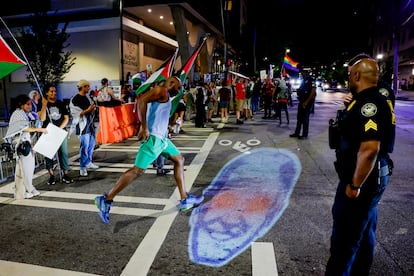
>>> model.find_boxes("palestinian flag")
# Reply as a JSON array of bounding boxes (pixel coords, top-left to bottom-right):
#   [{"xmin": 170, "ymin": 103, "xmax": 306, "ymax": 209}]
[
  {"xmin": 170, "ymin": 36, "xmax": 207, "ymax": 116},
  {"xmin": 0, "ymin": 34, "xmax": 26, "ymax": 79},
  {"xmin": 135, "ymin": 48, "xmax": 179, "ymax": 96}
]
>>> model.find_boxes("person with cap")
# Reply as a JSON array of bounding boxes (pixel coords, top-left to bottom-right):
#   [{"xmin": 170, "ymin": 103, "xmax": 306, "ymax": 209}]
[
  {"xmin": 94, "ymin": 76, "xmax": 204, "ymax": 224},
  {"xmin": 39, "ymin": 83, "xmax": 73, "ymax": 185},
  {"xmin": 69, "ymin": 79, "xmax": 99, "ymax": 177}
]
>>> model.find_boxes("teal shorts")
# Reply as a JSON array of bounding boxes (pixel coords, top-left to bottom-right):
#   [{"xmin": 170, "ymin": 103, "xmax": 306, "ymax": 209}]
[{"xmin": 134, "ymin": 135, "xmax": 180, "ymax": 169}]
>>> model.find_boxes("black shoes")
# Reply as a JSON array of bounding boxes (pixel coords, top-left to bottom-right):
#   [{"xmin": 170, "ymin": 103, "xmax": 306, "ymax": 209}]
[
  {"xmin": 236, "ymin": 119, "xmax": 244, "ymax": 124},
  {"xmin": 47, "ymin": 175, "xmax": 56, "ymax": 185},
  {"xmin": 290, "ymin": 133, "xmax": 308, "ymax": 139},
  {"xmin": 62, "ymin": 174, "xmax": 74, "ymax": 184},
  {"xmin": 157, "ymin": 169, "xmax": 171, "ymax": 176}
]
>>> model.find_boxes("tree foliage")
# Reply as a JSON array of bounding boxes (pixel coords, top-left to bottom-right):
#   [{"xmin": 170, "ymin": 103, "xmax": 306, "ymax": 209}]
[{"xmin": 18, "ymin": 11, "xmax": 76, "ymax": 89}]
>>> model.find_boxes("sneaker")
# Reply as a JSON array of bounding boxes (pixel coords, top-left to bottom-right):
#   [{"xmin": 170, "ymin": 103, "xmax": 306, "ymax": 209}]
[
  {"xmin": 87, "ymin": 162, "xmax": 99, "ymax": 169},
  {"xmin": 179, "ymin": 193, "xmax": 204, "ymax": 211},
  {"xmin": 62, "ymin": 174, "xmax": 74, "ymax": 184},
  {"xmin": 31, "ymin": 189, "xmax": 40, "ymax": 197},
  {"xmin": 95, "ymin": 194, "xmax": 112, "ymax": 224},
  {"xmin": 289, "ymin": 133, "xmax": 299, "ymax": 138},
  {"xmin": 157, "ymin": 169, "xmax": 171, "ymax": 176},
  {"xmin": 47, "ymin": 175, "xmax": 56, "ymax": 185},
  {"xmin": 24, "ymin": 192, "xmax": 34, "ymax": 199},
  {"xmin": 80, "ymin": 169, "xmax": 88, "ymax": 177}
]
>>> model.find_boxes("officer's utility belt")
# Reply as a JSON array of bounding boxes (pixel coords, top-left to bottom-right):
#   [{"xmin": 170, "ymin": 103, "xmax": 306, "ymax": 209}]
[{"xmin": 328, "ymin": 110, "xmax": 343, "ymax": 149}]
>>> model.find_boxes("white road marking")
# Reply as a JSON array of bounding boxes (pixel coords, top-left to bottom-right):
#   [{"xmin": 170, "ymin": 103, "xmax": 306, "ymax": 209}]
[
  {"xmin": 251, "ymin": 242, "xmax": 279, "ymax": 276},
  {"xmin": 0, "ymin": 260, "xmax": 102, "ymax": 276}
]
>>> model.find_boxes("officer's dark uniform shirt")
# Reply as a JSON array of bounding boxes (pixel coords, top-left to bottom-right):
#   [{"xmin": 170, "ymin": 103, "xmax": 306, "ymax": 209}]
[
  {"xmin": 296, "ymin": 79, "xmax": 315, "ymax": 104},
  {"xmin": 378, "ymin": 80, "xmax": 396, "ymax": 154},
  {"xmin": 336, "ymin": 86, "xmax": 393, "ymax": 206}
]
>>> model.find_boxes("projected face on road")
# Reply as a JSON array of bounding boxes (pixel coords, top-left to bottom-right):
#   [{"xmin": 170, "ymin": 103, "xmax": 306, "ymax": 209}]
[{"xmin": 188, "ymin": 147, "xmax": 301, "ymax": 267}]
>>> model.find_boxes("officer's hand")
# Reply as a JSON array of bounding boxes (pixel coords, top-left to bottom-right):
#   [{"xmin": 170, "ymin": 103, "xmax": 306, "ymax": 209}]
[
  {"xmin": 343, "ymin": 93, "xmax": 353, "ymax": 107},
  {"xmin": 345, "ymin": 184, "xmax": 360, "ymax": 199}
]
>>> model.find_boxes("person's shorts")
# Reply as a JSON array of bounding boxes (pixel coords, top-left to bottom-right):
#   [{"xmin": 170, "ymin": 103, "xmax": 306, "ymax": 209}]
[
  {"xmin": 219, "ymin": 101, "xmax": 229, "ymax": 109},
  {"xmin": 235, "ymin": 99, "xmax": 244, "ymax": 111},
  {"xmin": 243, "ymin": 98, "xmax": 251, "ymax": 109},
  {"xmin": 176, "ymin": 102, "xmax": 186, "ymax": 113},
  {"xmin": 134, "ymin": 135, "xmax": 180, "ymax": 169}
]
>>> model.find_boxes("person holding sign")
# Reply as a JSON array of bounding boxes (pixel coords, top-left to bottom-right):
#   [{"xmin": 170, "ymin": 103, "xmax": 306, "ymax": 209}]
[{"xmin": 39, "ymin": 84, "xmax": 73, "ymax": 185}]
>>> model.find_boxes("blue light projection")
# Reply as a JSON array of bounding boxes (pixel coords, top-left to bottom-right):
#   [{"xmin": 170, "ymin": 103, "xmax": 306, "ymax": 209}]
[{"xmin": 188, "ymin": 147, "xmax": 301, "ymax": 267}]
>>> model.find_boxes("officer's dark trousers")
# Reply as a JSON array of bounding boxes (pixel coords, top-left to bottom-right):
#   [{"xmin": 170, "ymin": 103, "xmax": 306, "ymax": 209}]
[
  {"xmin": 326, "ymin": 158, "xmax": 391, "ymax": 276},
  {"xmin": 293, "ymin": 105, "xmax": 311, "ymax": 136}
]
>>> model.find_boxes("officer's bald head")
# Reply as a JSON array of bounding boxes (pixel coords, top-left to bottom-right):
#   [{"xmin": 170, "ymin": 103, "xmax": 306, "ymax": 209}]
[{"xmin": 348, "ymin": 57, "xmax": 379, "ymax": 93}]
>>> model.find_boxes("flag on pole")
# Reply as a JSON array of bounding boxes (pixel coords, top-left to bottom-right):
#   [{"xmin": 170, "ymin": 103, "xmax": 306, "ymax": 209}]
[
  {"xmin": 135, "ymin": 48, "xmax": 179, "ymax": 96},
  {"xmin": 0, "ymin": 34, "xmax": 26, "ymax": 79},
  {"xmin": 170, "ymin": 36, "xmax": 208, "ymax": 116},
  {"xmin": 282, "ymin": 54, "xmax": 299, "ymax": 72}
]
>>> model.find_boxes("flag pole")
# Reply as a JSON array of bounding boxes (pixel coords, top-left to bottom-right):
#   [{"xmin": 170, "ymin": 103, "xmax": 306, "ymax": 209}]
[{"xmin": 0, "ymin": 17, "xmax": 42, "ymax": 94}]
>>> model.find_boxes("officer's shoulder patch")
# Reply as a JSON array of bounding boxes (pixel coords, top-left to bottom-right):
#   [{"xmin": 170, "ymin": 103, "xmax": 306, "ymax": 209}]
[
  {"xmin": 379, "ymin": 87, "xmax": 390, "ymax": 98},
  {"xmin": 361, "ymin": 103, "xmax": 377, "ymax": 117}
]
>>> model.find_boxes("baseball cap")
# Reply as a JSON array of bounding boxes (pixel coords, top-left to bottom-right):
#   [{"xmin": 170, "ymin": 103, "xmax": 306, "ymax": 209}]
[{"xmin": 77, "ymin": 79, "xmax": 90, "ymax": 88}]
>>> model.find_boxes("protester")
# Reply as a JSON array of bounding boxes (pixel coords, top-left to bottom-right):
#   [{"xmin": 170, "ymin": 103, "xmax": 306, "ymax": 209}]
[
  {"xmin": 234, "ymin": 78, "xmax": 246, "ymax": 124},
  {"xmin": 194, "ymin": 82, "xmax": 206, "ymax": 128},
  {"xmin": 69, "ymin": 79, "xmax": 99, "ymax": 177},
  {"xmin": 289, "ymin": 76, "xmax": 316, "ymax": 139},
  {"xmin": 218, "ymin": 80, "xmax": 231, "ymax": 123},
  {"xmin": 183, "ymin": 85, "xmax": 195, "ymax": 122},
  {"xmin": 250, "ymin": 76, "xmax": 261, "ymax": 115},
  {"xmin": 244, "ymin": 78, "xmax": 254, "ymax": 120},
  {"xmin": 96, "ymin": 78, "xmax": 123, "ymax": 107},
  {"xmin": 275, "ymin": 78, "xmax": 290, "ymax": 125},
  {"xmin": 122, "ymin": 84, "xmax": 135, "ymax": 103},
  {"xmin": 5, "ymin": 94, "xmax": 47, "ymax": 199},
  {"xmin": 28, "ymin": 90, "xmax": 42, "ymax": 113},
  {"xmin": 94, "ymin": 77, "xmax": 204, "ymax": 224},
  {"xmin": 206, "ymin": 82, "xmax": 217, "ymax": 123},
  {"xmin": 325, "ymin": 56, "xmax": 395, "ymax": 275},
  {"xmin": 261, "ymin": 77, "xmax": 274, "ymax": 119},
  {"xmin": 39, "ymin": 84, "xmax": 73, "ymax": 184}
]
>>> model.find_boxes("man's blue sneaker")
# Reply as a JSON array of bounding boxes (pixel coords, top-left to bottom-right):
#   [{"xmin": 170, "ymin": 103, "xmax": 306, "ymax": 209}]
[
  {"xmin": 179, "ymin": 193, "xmax": 204, "ymax": 211},
  {"xmin": 95, "ymin": 194, "xmax": 111, "ymax": 224}
]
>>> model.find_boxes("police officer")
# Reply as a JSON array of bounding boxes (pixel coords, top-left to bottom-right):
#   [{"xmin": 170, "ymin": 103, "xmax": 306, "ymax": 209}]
[
  {"xmin": 325, "ymin": 56, "xmax": 395, "ymax": 275},
  {"xmin": 289, "ymin": 76, "xmax": 316, "ymax": 139}
]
